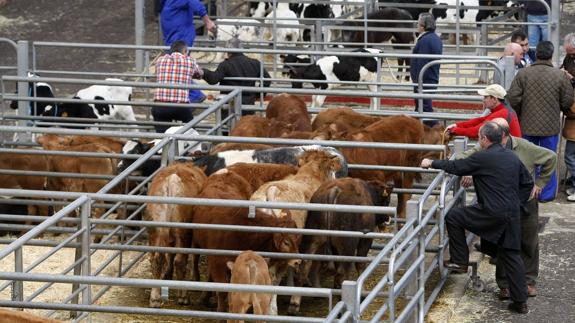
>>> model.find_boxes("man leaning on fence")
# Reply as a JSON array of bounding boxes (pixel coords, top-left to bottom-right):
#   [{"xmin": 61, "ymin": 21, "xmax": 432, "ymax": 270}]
[
  {"xmin": 153, "ymin": 40, "xmax": 204, "ymax": 133},
  {"xmin": 507, "ymin": 40, "xmax": 574, "ymax": 202},
  {"xmin": 457, "ymin": 118, "xmax": 557, "ymax": 301},
  {"xmin": 421, "ymin": 122, "xmax": 534, "ymax": 314}
]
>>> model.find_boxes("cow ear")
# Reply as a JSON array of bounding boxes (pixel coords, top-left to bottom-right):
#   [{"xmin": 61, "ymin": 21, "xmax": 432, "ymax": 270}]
[{"xmin": 226, "ymin": 261, "xmax": 234, "ymax": 271}]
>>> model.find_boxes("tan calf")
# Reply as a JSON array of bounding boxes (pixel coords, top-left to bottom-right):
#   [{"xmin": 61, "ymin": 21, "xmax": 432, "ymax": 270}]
[
  {"xmin": 226, "ymin": 251, "xmax": 273, "ymax": 323},
  {"xmin": 146, "ymin": 162, "xmax": 207, "ymax": 308},
  {"xmin": 0, "ymin": 309, "xmax": 61, "ymax": 323}
]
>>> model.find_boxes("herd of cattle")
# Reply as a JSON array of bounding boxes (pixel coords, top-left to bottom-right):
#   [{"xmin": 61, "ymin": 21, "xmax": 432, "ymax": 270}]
[{"xmin": 1, "ymin": 88, "xmax": 450, "ymax": 318}]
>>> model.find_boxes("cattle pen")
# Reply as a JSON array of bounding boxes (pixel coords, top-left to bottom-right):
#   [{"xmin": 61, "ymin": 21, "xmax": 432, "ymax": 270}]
[{"xmin": 0, "ymin": 0, "xmax": 564, "ymax": 321}]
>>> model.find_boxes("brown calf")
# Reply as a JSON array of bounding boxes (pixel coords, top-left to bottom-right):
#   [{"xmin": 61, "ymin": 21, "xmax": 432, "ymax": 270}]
[
  {"xmin": 145, "ymin": 162, "xmax": 207, "ymax": 308},
  {"xmin": 226, "ymin": 251, "xmax": 273, "ymax": 323},
  {"xmin": 266, "ymin": 93, "xmax": 312, "ymax": 137},
  {"xmin": 230, "ymin": 115, "xmax": 271, "ymax": 137},
  {"xmin": 192, "ymin": 164, "xmax": 301, "ymax": 313}
]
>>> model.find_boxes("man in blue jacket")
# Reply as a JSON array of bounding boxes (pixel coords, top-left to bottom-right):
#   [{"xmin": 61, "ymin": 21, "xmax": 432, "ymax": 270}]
[
  {"xmin": 159, "ymin": 0, "xmax": 216, "ymax": 103},
  {"xmin": 410, "ymin": 13, "xmax": 443, "ymax": 127}
]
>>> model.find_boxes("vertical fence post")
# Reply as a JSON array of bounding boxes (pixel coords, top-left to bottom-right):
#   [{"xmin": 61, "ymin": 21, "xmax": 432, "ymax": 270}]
[
  {"xmin": 452, "ymin": 137, "xmax": 467, "ymax": 208},
  {"xmin": 550, "ymin": 0, "xmax": 560, "ymax": 65},
  {"xmin": 12, "ymin": 247, "xmax": 24, "ymax": 309},
  {"xmin": 405, "ymin": 200, "xmax": 420, "ymax": 322},
  {"xmin": 229, "ymin": 90, "xmax": 242, "ymax": 131},
  {"xmin": 80, "ymin": 198, "xmax": 92, "ymax": 319},
  {"xmin": 135, "ymin": 0, "xmax": 145, "ymax": 74},
  {"xmin": 478, "ymin": 24, "xmax": 489, "ymax": 84},
  {"xmin": 16, "ymin": 40, "xmax": 30, "ymax": 142},
  {"xmin": 502, "ymin": 56, "xmax": 515, "ymax": 90},
  {"xmin": 341, "ymin": 281, "xmax": 359, "ymax": 322},
  {"xmin": 161, "ymin": 137, "xmax": 175, "ymax": 167}
]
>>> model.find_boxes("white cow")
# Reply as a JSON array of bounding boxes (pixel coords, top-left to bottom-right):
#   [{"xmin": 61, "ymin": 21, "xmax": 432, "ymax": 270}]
[{"xmin": 263, "ymin": 3, "xmax": 301, "ymax": 46}]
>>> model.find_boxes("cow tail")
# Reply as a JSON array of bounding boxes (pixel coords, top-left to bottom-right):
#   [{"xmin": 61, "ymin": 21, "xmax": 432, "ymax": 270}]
[{"xmin": 326, "ymin": 186, "xmax": 341, "ymax": 233}]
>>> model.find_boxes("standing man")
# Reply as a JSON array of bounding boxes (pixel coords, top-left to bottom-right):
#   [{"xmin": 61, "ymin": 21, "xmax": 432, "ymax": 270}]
[
  {"xmin": 202, "ymin": 38, "xmax": 271, "ymax": 116},
  {"xmin": 507, "ymin": 41, "xmax": 574, "ymax": 202},
  {"xmin": 561, "ymin": 32, "xmax": 575, "ymax": 200},
  {"xmin": 511, "ymin": 29, "xmax": 536, "ymax": 67},
  {"xmin": 410, "ymin": 12, "xmax": 443, "ymax": 127},
  {"xmin": 446, "ymin": 84, "xmax": 521, "ymax": 139},
  {"xmin": 421, "ymin": 122, "xmax": 533, "ymax": 314},
  {"xmin": 159, "ymin": 0, "xmax": 216, "ymax": 47},
  {"xmin": 153, "ymin": 40, "xmax": 204, "ymax": 133},
  {"xmin": 459, "ymin": 118, "xmax": 557, "ymax": 300},
  {"xmin": 493, "ymin": 42, "xmax": 524, "ymax": 86},
  {"xmin": 521, "ymin": 0, "xmax": 551, "ymax": 47},
  {"xmin": 159, "ymin": 0, "xmax": 216, "ymax": 103}
]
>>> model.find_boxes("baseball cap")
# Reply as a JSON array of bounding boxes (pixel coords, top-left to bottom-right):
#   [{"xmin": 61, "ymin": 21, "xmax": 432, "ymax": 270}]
[{"xmin": 477, "ymin": 84, "xmax": 507, "ymax": 99}]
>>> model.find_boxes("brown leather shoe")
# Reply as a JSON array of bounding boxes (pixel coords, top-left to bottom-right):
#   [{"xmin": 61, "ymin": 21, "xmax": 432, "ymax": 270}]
[
  {"xmin": 443, "ymin": 261, "xmax": 468, "ymax": 274},
  {"xmin": 498, "ymin": 288, "xmax": 511, "ymax": 300},
  {"xmin": 527, "ymin": 284, "xmax": 537, "ymax": 297},
  {"xmin": 508, "ymin": 301, "xmax": 529, "ymax": 314}
]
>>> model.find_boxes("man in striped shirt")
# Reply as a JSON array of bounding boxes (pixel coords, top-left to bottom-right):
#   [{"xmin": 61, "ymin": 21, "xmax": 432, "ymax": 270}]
[{"xmin": 153, "ymin": 40, "xmax": 203, "ymax": 133}]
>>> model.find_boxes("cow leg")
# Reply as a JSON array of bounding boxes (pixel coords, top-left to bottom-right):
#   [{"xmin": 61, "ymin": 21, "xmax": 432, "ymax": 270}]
[
  {"xmin": 333, "ymin": 238, "xmax": 358, "ymax": 288},
  {"xmin": 208, "ymin": 256, "xmax": 230, "ymax": 313},
  {"xmin": 313, "ymin": 95, "xmax": 327, "ymax": 108},
  {"xmin": 174, "ymin": 228, "xmax": 192, "ymax": 305},
  {"xmin": 368, "ymin": 83, "xmax": 378, "ymax": 108},
  {"xmin": 355, "ymin": 237, "xmax": 373, "ymax": 277},
  {"xmin": 149, "ymin": 252, "xmax": 173, "ymax": 308}
]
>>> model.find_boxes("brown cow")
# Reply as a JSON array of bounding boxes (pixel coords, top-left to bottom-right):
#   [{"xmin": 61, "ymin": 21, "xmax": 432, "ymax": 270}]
[
  {"xmin": 192, "ymin": 164, "xmax": 301, "ymax": 313},
  {"xmin": 250, "ymin": 150, "xmax": 342, "ymax": 229},
  {"xmin": 0, "ymin": 151, "xmax": 49, "ymax": 218},
  {"xmin": 226, "ymin": 250, "xmax": 273, "ymax": 322},
  {"xmin": 289, "ymin": 178, "xmax": 393, "ymax": 315},
  {"xmin": 145, "ymin": 162, "xmax": 207, "ymax": 308},
  {"xmin": 230, "ymin": 115, "xmax": 271, "ymax": 137},
  {"xmin": 336, "ymin": 115, "xmax": 445, "ymax": 218},
  {"xmin": 0, "ymin": 309, "xmax": 61, "ymax": 323},
  {"xmin": 266, "ymin": 93, "xmax": 312, "ymax": 137},
  {"xmin": 311, "ymin": 107, "xmax": 380, "ymax": 135}
]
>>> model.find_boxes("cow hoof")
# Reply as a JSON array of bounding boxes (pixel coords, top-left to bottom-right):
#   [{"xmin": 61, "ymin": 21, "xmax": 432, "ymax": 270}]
[
  {"xmin": 177, "ymin": 296, "xmax": 189, "ymax": 305},
  {"xmin": 287, "ymin": 303, "xmax": 300, "ymax": 316},
  {"xmin": 149, "ymin": 299, "xmax": 162, "ymax": 308}
]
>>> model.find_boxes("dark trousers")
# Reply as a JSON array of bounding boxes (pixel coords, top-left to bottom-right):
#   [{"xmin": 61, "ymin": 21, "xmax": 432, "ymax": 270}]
[
  {"xmin": 446, "ymin": 206, "xmax": 528, "ymax": 303},
  {"xmin": 496, "ymin": 199, "xmax": 539, "ymax": 287},
  {"xmin": 151, "ymin": 104, "xmax": 193, "ymax": 133},
  {"xmin": 413, "ymin": 86, "xmax": 438, "ymax": 127}
]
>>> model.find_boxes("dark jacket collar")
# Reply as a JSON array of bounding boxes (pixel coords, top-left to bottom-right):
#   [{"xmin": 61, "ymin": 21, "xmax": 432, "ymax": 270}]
[{"xmin": 532, "ymin": 60, "xmax": 554, "ymax": 67}]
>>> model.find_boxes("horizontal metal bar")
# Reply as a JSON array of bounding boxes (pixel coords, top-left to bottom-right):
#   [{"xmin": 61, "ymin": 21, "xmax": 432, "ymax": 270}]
[
  {"xmin": 0, "ymin": 301, "xmax": 326, "ymax": 322},
  {"xmin": 0, "ymin": 272, "xmax": 332, "ymax": 297}
]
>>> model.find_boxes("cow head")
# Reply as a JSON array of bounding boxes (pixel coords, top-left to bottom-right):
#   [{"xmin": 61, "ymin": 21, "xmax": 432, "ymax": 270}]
[
  {"xmin": 117, "ymin": 140, "xmax": 155, "ymax": 174},
  {"xmin": 272, "ymin": 211, "xmax": 301, "ymax": 268},
  {"xmin": 10, "ymin": 75, "xmax": 57, "ymax": 115},
  {"xmin": 93, "ymin": 96, "xmax": 111, "ymax": 116},
  {"xmin": 366, "ymin": 180, "xmax": 394, "ymax": 230},
  {"xmin": 281, "ymin": 54, "xmax": 311, "ymax": 78},
  {"xmin": 422, "ymin": 123, "xmax": 451, "ymax": 159}
]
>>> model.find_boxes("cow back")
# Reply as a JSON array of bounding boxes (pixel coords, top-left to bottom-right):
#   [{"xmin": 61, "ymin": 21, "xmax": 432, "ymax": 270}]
[
  {"xmin": 266, "ymin": 94, "xmax": 312, "ymax": 134},
  {"xmin": 230, "ymin": 115, "xmax": 272, "ymax": 137}
]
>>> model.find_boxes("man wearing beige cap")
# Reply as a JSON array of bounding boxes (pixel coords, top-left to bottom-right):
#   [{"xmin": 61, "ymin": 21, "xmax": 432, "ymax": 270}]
[{"xmin": 446, "ymin": 84, "xmax": 522, "ymax": 139}]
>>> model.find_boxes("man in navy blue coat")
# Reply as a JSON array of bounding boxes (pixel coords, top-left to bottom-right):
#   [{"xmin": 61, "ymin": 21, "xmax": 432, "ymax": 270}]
[{"xmin": 410, "ymin": 13, "xmax": 443, "ymax": 126}]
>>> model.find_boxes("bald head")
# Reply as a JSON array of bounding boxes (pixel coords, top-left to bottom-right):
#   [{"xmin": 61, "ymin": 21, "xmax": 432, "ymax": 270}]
[
  {"xmin": 491, "ymin": 117, "xmax": 510, "ymax": 142},
  {"xmin": 504, "ymin": 42, "xmax": 524, "ymax": 65}
]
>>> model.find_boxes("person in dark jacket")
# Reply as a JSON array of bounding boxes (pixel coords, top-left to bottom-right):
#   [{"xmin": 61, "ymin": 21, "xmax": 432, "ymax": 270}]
[
  {"xmin": 507, "ymin": 41, "xmax": 574, "ymax": 202},
  {"xmin": 511, "ymin": 29, "xmax": 536, "ymax": 67},
  {"xmin": 410, "ymin": 13, "xmax": 443, "ymax": 127},
  {"xmin": 421, "ymin": 122, "xmax": 533, "ymax": 314},
  {"xmin": 202, "ymin": 38, "xmax": 271, "ymax": 116},
  {"xmin": 521, "ymin": 0, "xmax": 551, "ymax": 47}
]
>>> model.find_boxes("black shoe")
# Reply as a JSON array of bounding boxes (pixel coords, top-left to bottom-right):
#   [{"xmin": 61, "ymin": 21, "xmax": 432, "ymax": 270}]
[
  {"xmin": 508, "ymin": 301, "xmax": 529, "ymax": 314},
  {"xmin": 473, "ymin": 242, "xmax": 481, "ymax": 252},
  {"xmin": 443, "ymin": 261, "xmax": 468, "ymax": 274}
]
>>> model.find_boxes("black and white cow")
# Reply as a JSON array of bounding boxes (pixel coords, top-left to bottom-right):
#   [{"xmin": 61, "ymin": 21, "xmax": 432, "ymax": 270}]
[
  {"xmin": 290, "ymin": 4, "xmax": 334, "ymax": 42},
  {"xmin": 193, "ymin": 145, "xmax": 348, "ymax": 178},
  {"xmin": 9, "ymin": 73, "xmax": 59, "ymax": 116},
  {"xmin": 281, "ymin": 54, "xmax": 311, "ymax": 77},
  {"xmin": 117, "ymin": 126, "xmax": 202, "ymax": 177},
  {"xmin": 288, "ymin": 48, "xmax": 382, "ymax": 108},
  {"xmin": 43, "ymin": 78, "xmax": 136, "ymax": 123}
]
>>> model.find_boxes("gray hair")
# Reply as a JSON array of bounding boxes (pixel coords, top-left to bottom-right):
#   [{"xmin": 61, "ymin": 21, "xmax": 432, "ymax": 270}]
[
  {"xmin": 225, "ymin": 37, "xmax": 243, "ymax": 50},
  {"xmin": 479, "ymin": 122, "xmax": 503, "ymax": 144},
  {"xmin": 418, "ymin": 13, "xmax": 436, "ymax": 31},
  {"xmin": 564, "ymin": 32, "xmax": 575, "ymax": 50}
]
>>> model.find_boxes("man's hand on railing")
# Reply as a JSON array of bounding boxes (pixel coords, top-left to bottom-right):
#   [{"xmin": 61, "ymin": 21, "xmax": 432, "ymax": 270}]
[{"xmin": 460, "ymin": 175, "xmax": 473, "ymax": 188}]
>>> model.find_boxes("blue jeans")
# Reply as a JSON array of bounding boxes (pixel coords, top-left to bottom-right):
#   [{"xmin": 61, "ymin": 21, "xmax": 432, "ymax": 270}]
[
  {"xmin": 527, "ymin": 15, "xmax": 549, "ymax": 48},
  {"xmin": 413, "ymin": 85, "xmax": 438, "ymax": 127},
  {"xmin": 565, "ymin": 140, "xmax": 575, "ymax": 186},
  {"xmin": 523, "ymin": 134, "xmax": 559, "ymax": 201}
]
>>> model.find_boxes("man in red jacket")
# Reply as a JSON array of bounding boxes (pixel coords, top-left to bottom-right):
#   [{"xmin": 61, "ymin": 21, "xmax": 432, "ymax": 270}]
[{"xmin": 447, "ymin": 84, "xmax": 522, "ymax": 139}]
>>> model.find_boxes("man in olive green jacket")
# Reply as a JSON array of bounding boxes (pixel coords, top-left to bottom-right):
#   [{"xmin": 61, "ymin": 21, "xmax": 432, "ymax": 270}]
[
  {"xmin": 456, "ymin": 118, "xmax": 557, "ymax": 300},
  {"xmin": 506, "ymin": 41, "xmax": 573, "ymax": 202}
]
